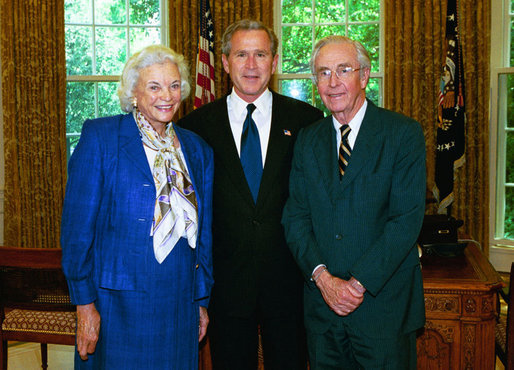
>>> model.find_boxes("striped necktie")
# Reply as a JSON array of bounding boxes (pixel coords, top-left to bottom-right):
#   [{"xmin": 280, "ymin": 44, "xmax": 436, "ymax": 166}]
[{"xmin": 339, "ymin": 124, "xmax": 351, "ymax": 178}]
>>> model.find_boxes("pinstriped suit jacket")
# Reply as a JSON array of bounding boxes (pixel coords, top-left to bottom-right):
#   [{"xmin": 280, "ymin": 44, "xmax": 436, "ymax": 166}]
[{"xmin": 282, "ymin": 100, "xmax": 426, "ymax": 337}]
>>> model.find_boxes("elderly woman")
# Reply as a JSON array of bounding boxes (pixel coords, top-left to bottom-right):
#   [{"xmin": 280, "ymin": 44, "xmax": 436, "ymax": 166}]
[{"xmin": 61, "ymin": 45, "xmax": 213, "ymax": 369}]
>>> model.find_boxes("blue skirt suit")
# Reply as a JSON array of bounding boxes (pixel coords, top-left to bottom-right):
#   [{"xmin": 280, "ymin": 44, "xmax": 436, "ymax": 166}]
[{"xmin": 61, "ymin": 114, "xmax": 214, "ymax": 369}]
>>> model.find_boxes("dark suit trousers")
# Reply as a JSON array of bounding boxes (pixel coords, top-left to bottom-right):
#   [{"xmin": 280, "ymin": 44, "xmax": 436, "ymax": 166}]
[
  {"xmin": 209, "ymin": 306, "xmax": 307, "ymax": 370},
  {"xmin": 306, "ymin": 319, "xmax": 417, "ymax": 370}
]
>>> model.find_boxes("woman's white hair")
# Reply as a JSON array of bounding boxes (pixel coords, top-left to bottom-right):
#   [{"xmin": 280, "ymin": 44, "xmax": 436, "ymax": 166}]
[{"xmin": 118, "ymin": 44, "xmax": 191, "ymax": 113}]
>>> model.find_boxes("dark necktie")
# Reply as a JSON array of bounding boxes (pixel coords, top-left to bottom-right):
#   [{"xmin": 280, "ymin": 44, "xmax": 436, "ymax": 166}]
[
  {"xmin": 339, "ymin": 124, "xmax": 351, "ymax": 178},
  {"xmin": 240, "ymin": 103, "xmax": 262, "ymax": 202}
]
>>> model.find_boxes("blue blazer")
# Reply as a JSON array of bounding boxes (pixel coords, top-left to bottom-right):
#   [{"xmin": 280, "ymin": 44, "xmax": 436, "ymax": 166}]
[
  {"xmin": 61, "ymin": 113, "xmax": 214, "ymax": 306},
  {"xmin": 282, "ymin": 100, "xmax": 426, "ymax": 337}
]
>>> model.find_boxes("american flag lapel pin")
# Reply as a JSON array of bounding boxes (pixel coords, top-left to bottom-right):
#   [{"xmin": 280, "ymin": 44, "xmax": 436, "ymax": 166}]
[{"xmin": 283, "ymin": 129, "xmax": 291, "ymax": 136}]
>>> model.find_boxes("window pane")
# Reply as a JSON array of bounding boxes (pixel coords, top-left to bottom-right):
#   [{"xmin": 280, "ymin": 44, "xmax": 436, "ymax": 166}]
[
  {"xmin": 67, "ymin": 132, "xmax": 81, "ymax": 158},
  {"xmin": 282, "ymin": 26, "xmax": 312, "ymax": 73},
  {"xmin": 66, "ymin": 26, "xmax": 93, "ymax": 75},
  {"xmin": 507, "ymin": 132, "xmax": 514, "ymax": 184},
  {"xmin": 511, "ymin": 18, "xmax": 514, "ymax": 67},
  {"xmin": 98, "ymin": 82, "xmax": 122, "ymax": 117},
  {"xmin": 282, "ymin": 0, "xmax": 313, "ymax": 24},
  {"xmin": 315, "ymin": 0, "xmax": 345, "ymax": 23},
  {"xmin": 499, "ymin": 73, "xmax": 514, "ymax": 128},
  {"xmin": 498, "ymin": 72, "xmax": 514, "ymax": 240},
  {"xmin": 66, "ymin": 82, "xmax": 95, "ymax": 135},
  {"xmin": 348, "ymin": 23, "xmax": 380, "ymax": 72},
  {"xmin": 348, "ymin": 0, "xmax": 380, "ymax": 22},
  {"xmin": 130, "ymin": 0, "xmax": 160, "ymax": 25},
  {"xmin": 130, "ymin": 27, "xmax": 161, "ymax": 53},
  {"xmin": 367, "ymin": 77, "xmax": 381, "ymax": 106},
  {"xmin": 280, "ymin": 79, "xmax": 314, "ymax": 104},
  {"xmin": 510, "ymin": 74, "xmax": 514, "ymax": 129},
  {"xmin": 96, "ymin": 27, "xmax": 127, "ymax": 75},
  {"xmin": 95, "ymin": 0, "xmax": 127, "ymax": 24},
  {"xmin": 65, "ymin": 0, "xmax": 92, "ymax": 23},
  {"xmin": 504, "ymin": 186, "xmax": 514, "ymax": 238},
  {"xmin": 66, "ymin": 0, "xmax": 162, "ymax": 159},
  {"xmin": 315, "ymin": 25, "xmax": 346, "ymax": 42}
]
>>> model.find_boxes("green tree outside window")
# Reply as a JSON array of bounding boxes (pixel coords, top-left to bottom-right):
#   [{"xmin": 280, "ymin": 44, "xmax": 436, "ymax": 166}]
[
  {"xmin": 65, "ymin": 0, "xmax": 163, "ymax": 157},
  {"xmin": 278, "ymin": 0, "xmax": 382, "ymax": 110}
]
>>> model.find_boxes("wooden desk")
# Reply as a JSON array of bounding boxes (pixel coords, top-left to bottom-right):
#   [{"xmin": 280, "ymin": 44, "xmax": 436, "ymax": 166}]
[{"xmin": 417, "ymin": 243, "xmax": 504, "ymax": 369}]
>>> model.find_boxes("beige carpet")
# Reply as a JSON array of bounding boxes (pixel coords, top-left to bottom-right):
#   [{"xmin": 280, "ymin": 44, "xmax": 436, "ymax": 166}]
[
  {"xmin": 7, "ymin": 342, "xmax": 74, "ymax": 370},
  {"xmin": 7, "ymin": 341, "xmax": 507, "ymax": 369}
]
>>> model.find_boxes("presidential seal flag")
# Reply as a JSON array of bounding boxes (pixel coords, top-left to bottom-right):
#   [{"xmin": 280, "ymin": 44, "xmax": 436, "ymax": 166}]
[
  {"xmin": 194, "ymin": 0, "xmax": 215, "ymax": 109},
  {"xmin": 434, "ymin": 0, "xmax": 465, "ymax": 214}
]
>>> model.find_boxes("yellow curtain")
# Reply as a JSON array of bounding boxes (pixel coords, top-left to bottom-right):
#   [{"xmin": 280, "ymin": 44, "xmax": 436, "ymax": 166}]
[
  {"xmin": 384, "ymin": 0, "xmax": 491, "ymax": 253},
  {"xmin": 0, "ymin": 0, "xmax": 67, "ymax": 248},
  {"xmin": 169, "ymin": 0, "xmax": 274, "ymax": 117}
]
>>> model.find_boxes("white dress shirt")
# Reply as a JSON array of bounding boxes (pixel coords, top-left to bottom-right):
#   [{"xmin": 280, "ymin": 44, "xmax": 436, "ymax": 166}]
[
  {"xmin": 226, "ymin": 88, "xmax": 273, "ymax": 166},
  {"xmin": 332, "ymin": 99, "xmax": 367, "ymax": 154}
]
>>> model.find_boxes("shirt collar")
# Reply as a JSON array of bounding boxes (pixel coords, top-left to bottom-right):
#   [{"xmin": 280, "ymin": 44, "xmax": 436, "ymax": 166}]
[
  {"xmin": 332, "ymin": 99, "xmax": 368, "ymax": 134},
  {"xmin": 229, "ymin": 88, "xmax": 272, "ymax": 119}
]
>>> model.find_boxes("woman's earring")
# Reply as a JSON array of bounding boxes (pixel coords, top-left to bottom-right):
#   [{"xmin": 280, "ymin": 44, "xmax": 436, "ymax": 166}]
[{"xmin": 132, "ymin": 97, "xmax": 137, "ymax": 109}]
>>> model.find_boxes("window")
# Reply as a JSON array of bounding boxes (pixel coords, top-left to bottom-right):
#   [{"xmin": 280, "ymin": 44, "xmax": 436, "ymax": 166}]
[
  {"xmin": 274, "ymin": 0, "xmax": 382, "ymax": 113},
  {"xmin": 491, "ymin": 0, "xmax": 514, "ymax": 246},
  {"xmin": 65, "ymin": 0, "xmax": 166, "ymax": 156}
]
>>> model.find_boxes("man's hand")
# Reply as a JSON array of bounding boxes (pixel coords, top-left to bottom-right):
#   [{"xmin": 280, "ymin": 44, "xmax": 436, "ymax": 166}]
[
  {"xmin": 76, "ymin": 303, "xmax": 101, "ymax": 361},
  {"xmin": 315, "ymin": 268, "xmax": 364, "ymax": 316},
  {"xmin": 199, "ymin": 306, "xmax": 209, "ymax": 342}
]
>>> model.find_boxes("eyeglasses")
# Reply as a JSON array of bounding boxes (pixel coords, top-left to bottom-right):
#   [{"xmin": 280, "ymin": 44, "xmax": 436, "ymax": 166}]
[{"xmin": 316, "ymin": 66, "xmax": 362, "ymax": 82}]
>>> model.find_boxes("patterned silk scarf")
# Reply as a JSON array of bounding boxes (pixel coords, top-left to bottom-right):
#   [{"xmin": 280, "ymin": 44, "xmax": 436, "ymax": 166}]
[{"xmin": 134, "ymin": 110, "xmax": 198, "ymax": 263}]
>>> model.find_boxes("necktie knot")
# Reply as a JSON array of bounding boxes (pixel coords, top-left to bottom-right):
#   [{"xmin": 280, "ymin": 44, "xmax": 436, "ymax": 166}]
[
  {"xmin": 340, "ymin": 124, "xmax": 351, "ymax": 140},
  {"xmin": 247, "ymin": 103, "xmax": 256, "ymax": 115}
]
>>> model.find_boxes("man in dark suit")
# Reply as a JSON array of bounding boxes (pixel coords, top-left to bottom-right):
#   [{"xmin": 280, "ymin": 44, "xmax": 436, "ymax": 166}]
[
  {"xmin": 282, "ymin": 35, "xmax": 426, "ymax": 369},
  {"xmin": 178, "ymin": 19, "xmax": 323, "ymax": 370}
]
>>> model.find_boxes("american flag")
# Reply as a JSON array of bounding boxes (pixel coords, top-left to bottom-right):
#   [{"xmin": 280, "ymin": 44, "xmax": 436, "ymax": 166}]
[
  {"xmin": 194, "ymin": 0, "xmax": 215, "ymax": 108},
  {"xmin": 433, "ymin": 0, "xmax": 465, "ymax": 215}
]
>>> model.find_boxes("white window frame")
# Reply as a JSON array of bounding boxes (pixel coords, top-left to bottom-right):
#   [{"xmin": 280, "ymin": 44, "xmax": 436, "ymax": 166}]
[
  {"xmin": 489, "ymin": 0, "xmax": 514, "ymax": 271},
  {"xmin": 273, "ymin": 0, "xmax": 384, "ymax": 106},
  {"xmin": 65, "ymin": 0, "xmax": 168, "ymax": 156}
]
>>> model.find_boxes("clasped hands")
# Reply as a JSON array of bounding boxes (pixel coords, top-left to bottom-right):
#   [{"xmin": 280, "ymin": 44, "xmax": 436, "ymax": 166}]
[{"xmin": 314, "ymin": 268, "xmax": 366, "ymax": 316}]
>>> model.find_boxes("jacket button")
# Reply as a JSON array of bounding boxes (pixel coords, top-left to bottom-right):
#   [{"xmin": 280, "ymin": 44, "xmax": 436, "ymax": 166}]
[
  {"xmin": 335, "ymin": 234, "xmax": 342, "ymax": 240},
  {"xmin": 196, "ymin": 264, "xmax": 199, "ymax": 269}
]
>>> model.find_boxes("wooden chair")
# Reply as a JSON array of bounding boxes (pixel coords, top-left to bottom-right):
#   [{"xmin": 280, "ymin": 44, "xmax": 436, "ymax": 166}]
[
  {"xmin": 0, "ymin": 247, "xmax": 76, "ymax": 370},
  {"xmin": 496, "ymin": 262, "xmax": 514, "ymax": 370}
]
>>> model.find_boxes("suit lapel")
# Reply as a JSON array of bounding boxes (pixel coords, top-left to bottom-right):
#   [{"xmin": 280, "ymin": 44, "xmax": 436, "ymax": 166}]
[
  {"xmin": 206, "ymin": 98, "xmax": 256, "ymax": 206},
  {"xmin": 257, "ymin": 93, "xmax": 294, "ymax": 206},
  {"xmin": 118, "ymin": 114, "xmax": 153, "ymax": 182},
  {"xmin": 339, "ymin": 100, "xmax": 383, "ymax": 192},
  {"xmin": 313, "ymin": 116, "xmax": 338, "ymax": 200},
  {"xmin": 312, "ymin": 101, "xmax": 383, "ymax": 200}
]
